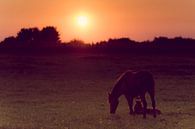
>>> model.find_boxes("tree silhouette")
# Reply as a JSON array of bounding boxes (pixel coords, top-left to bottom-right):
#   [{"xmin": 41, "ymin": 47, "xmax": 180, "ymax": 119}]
[
  {"xmin": 16, "ymin": 27, "xmax": 40, "ymax": 46},
  {"xmin": 40, "ymin": 26, "xmax": 60, "ymax": 46},
  {"xmin": 1, "ymin": 36, "xmax": 17, "ymax": 47},
  {"xmin": 11, "ymin": 26, "xmax": 60, "ymax": 47},
  {"xmin": 0, "ymin": 26, "xmax": 195, "ymax": 54}
]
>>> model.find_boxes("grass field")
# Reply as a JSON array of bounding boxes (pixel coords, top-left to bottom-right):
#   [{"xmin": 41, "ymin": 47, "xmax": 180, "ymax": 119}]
[{"xmin": 0, "ymin": 53, "xmax": 194, "ymax": 129}]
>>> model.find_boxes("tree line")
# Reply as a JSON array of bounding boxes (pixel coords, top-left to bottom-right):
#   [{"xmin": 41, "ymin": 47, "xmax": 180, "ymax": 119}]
[
  {"xmin": 0, "ymin": 26, "xmax": 60, "ymax": 48},
  {"xmin": 0, "ymin": 26, "xmax": 195, "ymax": 54}
]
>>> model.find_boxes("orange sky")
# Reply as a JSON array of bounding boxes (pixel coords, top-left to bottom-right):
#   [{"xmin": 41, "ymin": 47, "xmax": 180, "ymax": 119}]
[{"xmin": 1, "ymin": 0, "xmax": 195, "ymax": 43}]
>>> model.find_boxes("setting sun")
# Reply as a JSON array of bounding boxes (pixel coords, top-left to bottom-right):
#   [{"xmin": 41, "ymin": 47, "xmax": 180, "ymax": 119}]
[{"xmin": 76, "ymin": 15, "xmax": 89, "ymax": 28}]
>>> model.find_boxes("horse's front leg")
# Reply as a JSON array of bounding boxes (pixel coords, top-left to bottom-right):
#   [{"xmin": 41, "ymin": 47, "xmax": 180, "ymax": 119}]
[
  {"xmin": 141, "ymin": 94, "xmax": 147, "ymax": 118},
  {"xmin": 125, "ymin": 95, "xmax": 134, "ymax": 115}
]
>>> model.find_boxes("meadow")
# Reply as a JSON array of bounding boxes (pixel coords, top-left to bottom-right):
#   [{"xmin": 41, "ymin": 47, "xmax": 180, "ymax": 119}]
[{"xmin": 0, "ymin": 52, "xmax": 194, "ymax": 129}]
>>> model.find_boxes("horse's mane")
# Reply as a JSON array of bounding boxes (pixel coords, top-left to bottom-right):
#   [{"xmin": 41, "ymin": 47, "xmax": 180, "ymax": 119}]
[
  {"xmin": 111, "ymin": 70, "xmax": 136, "ymax": 96},
  {"xmin": 115, "ymin": 70, "xmax": 136, "ymax": 84}
]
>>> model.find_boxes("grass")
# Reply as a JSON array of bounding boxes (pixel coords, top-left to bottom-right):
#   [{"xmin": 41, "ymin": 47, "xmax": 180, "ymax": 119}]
[{"xmin": 0, "ymin": 53, "xmax": 194, "ymax": 129}]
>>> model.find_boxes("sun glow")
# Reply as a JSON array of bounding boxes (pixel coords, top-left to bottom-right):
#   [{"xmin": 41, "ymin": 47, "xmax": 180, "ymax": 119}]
[{"xmin": 76, "ymin": 15, "xmax": 89, "ymax": 28}]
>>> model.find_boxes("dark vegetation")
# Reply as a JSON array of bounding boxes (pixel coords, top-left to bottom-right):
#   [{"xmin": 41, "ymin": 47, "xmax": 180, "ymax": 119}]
[{"xmin": 0, "ymin": 26, "xmax": 195, "ymax": 54}]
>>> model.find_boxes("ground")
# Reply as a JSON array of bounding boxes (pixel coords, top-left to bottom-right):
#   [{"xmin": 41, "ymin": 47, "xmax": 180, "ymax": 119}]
[{"xmin": 0, "ymin": 53, "xmax": 194, "ymax": 129}]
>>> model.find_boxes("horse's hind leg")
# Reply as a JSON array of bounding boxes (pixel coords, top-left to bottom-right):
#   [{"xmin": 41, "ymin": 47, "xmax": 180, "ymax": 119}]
[
  {"xmin": 141, "ymin": 95, "xmax": 147, "ymax": 118},
  {"xmin": 125, "ymin": 95, "xmax": 134, "ymax": 115},
  {"xmin": 149, "ymin": 91, "xmax": 156, "ymax": 118}
]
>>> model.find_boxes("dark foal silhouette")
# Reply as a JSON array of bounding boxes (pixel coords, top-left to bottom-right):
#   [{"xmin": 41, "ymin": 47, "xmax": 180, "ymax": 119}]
[{"xmin": 108, "ymin": 70, "xmax": 156, "ymax": 118}]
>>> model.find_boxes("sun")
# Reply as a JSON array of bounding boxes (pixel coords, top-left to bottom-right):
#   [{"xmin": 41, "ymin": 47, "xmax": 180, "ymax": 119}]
[{"xmin": 76, "ymin": 15, "xmax": 89, "ymax": 28}]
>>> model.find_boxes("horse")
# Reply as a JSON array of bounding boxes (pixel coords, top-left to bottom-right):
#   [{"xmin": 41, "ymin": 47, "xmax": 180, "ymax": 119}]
[{"xmin": 108, "ymin": 70, "xmax": 156, "ymax": 118}]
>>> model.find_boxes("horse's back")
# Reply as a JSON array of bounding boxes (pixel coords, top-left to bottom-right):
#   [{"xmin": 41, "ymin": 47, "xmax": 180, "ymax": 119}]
[
  {"xmin": 125, "ymin": 71, "xmax": 154, "ymax": 95},
  {"xmin": 134, "ymin": 71, "xmax": 154, "ymax": 86}
]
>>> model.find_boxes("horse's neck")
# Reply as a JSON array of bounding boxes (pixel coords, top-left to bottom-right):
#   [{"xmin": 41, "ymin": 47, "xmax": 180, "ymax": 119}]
[{"xmin": 111, "ymin": 83, "xmax": 123, "ymax": 99}]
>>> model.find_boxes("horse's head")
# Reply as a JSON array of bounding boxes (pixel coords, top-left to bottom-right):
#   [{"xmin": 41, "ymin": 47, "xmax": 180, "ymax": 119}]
[{"xmin": 108, "ymin": 92, "xmax": 119, "ymax": 114}]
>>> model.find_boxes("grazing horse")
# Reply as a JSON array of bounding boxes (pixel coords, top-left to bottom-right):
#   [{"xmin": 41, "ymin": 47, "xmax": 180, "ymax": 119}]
[{"xmin": 108, "ymin": 70, "xmax": 156, "ymax": 118}]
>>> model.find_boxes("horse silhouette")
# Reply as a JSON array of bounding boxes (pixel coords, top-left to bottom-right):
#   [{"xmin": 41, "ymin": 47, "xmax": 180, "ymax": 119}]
[{"xmin": 108, "ymin": 70, "xmax": 156, "ymax": 118}]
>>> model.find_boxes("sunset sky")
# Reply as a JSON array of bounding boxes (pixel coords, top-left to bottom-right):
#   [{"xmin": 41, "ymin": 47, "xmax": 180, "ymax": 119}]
[{"xmin": 1, "ymin": 0, "xmax": 195, "ymax": 43}]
